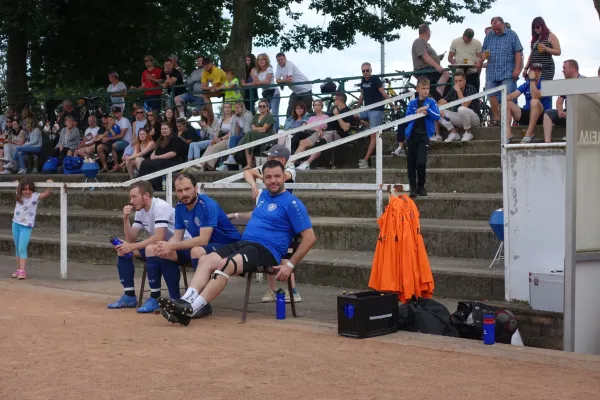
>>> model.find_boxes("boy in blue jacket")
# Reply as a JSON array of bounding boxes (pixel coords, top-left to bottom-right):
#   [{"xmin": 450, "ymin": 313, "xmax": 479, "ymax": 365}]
[{"xmin": 404, "ymin": 77, "xmax": 440, "ymax": 198}]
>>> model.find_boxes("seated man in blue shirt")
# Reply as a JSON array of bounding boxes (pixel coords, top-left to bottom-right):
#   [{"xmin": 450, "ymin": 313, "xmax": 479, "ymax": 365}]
[
  {"xmin": 145, "ymin": 173, "xmax": 241, "ymax": 313},
  {"xmin": 505, "ymin": 63, "xmax": 551, "ymax": 144},
  {"xmin": 159, "ymin": 160, "xmax": 317, "ymax": 326}
]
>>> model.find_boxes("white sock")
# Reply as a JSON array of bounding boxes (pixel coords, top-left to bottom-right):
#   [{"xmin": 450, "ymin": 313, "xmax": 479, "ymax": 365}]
[
  {"xmin": 181, "ymin": 288, "xmax": 198, "ymax": 303},
  {"xmin": 191, "ymin": 294, "xmax": 207, "ymax": 312}
]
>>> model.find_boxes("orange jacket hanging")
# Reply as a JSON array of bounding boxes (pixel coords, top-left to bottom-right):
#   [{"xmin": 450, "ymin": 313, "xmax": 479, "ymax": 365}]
[{"xmin": 369, "ymin": 195, "xmax": 434, "ymax": 303}]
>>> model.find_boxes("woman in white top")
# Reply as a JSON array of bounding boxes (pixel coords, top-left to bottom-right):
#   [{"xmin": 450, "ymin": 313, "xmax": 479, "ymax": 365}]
[
  {"xmin": 201, "ymin": 102, "xmax": 240, "ymax": 171},
  {"xmin": 250, "ymin": 53, "xmax": 280, "ymax": 132}
]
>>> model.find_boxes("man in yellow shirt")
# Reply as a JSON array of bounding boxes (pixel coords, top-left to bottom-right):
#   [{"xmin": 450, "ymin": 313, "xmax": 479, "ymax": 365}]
[{"xmin": 201, "ymin": 57, "xmax": 227, "ymax": 113}]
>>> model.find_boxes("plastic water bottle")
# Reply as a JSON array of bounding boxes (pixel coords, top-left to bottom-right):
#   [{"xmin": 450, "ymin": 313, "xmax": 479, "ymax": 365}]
[
  {"xmin": 109, "ymin": 236, "xmax": 133, "ymax": 259},
  {"xmin": 276, "ymin": 289, "xmax": 286, "ymax": 320},
  {"xmin": 483, "ymin": 311, "xmax": 495, "ymax": 345},
  {"xmin": 344, "ymin": 303, "xmax": 355, "ymax": 319},
  {"xmin": 161, "ymin": 177, "xmax": 166, "ymax": 191}
]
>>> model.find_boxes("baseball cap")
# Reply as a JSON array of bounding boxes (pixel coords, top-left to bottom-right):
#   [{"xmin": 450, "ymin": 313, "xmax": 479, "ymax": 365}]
[
  {"xmin": 264, "ymin": 144, "xmax": 291, "ymax": 160},
  {"xmin": 530, "ymin": 63, "xmax": 543, "ymax": 70},
  {"xmin": 111, "ymin": 106, "xmax": 122, "ymax": 113},
  {"xmin": 463, "ymin": 29, "xmax": 474, "ymax": 39}
]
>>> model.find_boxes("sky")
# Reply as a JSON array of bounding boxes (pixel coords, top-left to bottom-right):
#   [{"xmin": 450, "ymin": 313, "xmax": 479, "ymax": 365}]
[{"xmin": 250, "ymin": 0, "xmax": 600, "ymax": 111}]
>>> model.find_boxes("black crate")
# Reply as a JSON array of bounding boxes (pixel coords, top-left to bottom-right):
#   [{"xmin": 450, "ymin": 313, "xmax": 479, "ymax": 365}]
[{"xmin": 337, "ymin": 291, "xmax": 398, "ymax": 338}]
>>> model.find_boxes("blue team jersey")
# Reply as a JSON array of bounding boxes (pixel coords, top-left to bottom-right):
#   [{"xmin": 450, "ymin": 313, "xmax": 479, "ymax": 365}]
[
  {"xmin": 517, "ymin": 79, "xmax": 551, "ymax": 111},
  {"xmin": 242, "ymin": 190, "xmax": 312, "ymax": 263},
  {"xmin": 174, "ymin": 194, "xmax": 241, "ymax": 244}
]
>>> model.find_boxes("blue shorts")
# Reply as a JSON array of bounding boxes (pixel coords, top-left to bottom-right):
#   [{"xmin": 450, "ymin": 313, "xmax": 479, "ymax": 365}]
[
  {"xmin": 112, "ymin": 140, "xmax": 129, "ymax": 152},
  {"xmin": 485, "ymin": 79, "xmax": 517, "ymax": 103},
  {"xmin": 137, "ymin": 248, "xmax": 191, "ymax": 265},
  {"xmin": 359, "ymin": 110, "xmax": 385, "ymax": 128}
]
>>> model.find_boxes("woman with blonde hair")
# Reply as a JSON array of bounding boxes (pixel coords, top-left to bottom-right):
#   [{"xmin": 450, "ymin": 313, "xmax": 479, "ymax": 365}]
[
  {"xmin": 124, "ymin": 128, "xmax": 155, "ymax": 178},
  {"xmin": 236, "ymin": 98, "xmax": 275, "ymax": 169},
  {"xmin": 248, "ymin": 53, "xmax": 280, "ymax": 131}
]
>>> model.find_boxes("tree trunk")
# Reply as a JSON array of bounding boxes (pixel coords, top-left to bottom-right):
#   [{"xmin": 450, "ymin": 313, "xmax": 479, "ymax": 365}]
[
  {"xmin": 220, "ymin": 0, "xmax": 256, "ymax": 83},
  {"xmin": 6, "ymin": 27, "xmax": 29, "ymax": 112},
  {"xmin": 595, "ymin": 0, "xmax": 600, "ymax": 21}
]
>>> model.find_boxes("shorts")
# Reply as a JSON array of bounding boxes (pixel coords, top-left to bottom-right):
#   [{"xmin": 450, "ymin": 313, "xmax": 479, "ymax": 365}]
[
  {"xmin": 518, "ymin": 108, "xmax": 544, "ymax": 126},
  {"xmin": 485, "ymin": 78, "xmax": 517, "ymax": 103},
  {"xmin": 306, "ymin": 130, "xmax": 341, "ymax": 145},
  {"xmin": 137, "ymin": 248, "xmax": 192, "ymax": 265},
  {"xmin": 215, "ymin": 240, "xmax": 278, "ymax": 275},
  {"xmin": 202, "ymin": 243, "xmax": 224, "ymax": 255},
  {"xmin": 113, "ymin": 140, "xmax": 129, "ymax": 153},
  {"xmin": 545, "ymin": 109, "xmax": 566, "ymax": 127},
  {"xmin": 358, "ymin": 110, "xmax": 385, "ymax": 128}
]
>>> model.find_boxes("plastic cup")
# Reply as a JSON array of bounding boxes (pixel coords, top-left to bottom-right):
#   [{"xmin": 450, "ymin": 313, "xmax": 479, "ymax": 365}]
[
  {"xmin": 463, "ymin": 58, "xmax": 469, "ymax": 64},
  {"xmin": 484, "ymin": 50, "xmax": 490, "ymax": 59},
  {"xmin": 537, "ymin": 43, "xmax": 543, "ymax": 53}
]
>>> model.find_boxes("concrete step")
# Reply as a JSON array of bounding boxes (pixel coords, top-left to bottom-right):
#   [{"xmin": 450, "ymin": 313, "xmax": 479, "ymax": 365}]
[
  {"xmin": 0, "ymin": 190, "xmax": 502, "ymax": 221},
  {"xmin": 0, "ymin": 231, "xmax": 504, "ymax": 300},
  {"xmin": 372, "ymin": 154, "xmax": 501, "ymax": 169},
  {"xmin": 0, "ymin": 168, "xmax": 502, "ymax": 193},
  {"xmin": 0, "ymin": 212, "xmax": 497, "ymax": 258}
]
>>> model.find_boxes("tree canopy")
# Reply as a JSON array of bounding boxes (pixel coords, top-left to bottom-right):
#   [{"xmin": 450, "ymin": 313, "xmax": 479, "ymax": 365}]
[{"xmin": 1, "ymin": 0, "xmax": 496, "ymax": 108}]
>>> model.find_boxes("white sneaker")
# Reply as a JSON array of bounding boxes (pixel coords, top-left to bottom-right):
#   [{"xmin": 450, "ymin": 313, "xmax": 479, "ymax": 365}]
[
  {"xmin": 223, "ymin": 155, "xmax": 237, "ymax": 165},
  {"xmin": 215, "ymin": 164, "xmax": 229, "ymax": 171},
  {"xmin": 0, "ymin": 170, "xmax": 11, "ymax": 174},
  {"xmin": 461, "ymin": 132, "xmax": 473, "ymax": 142},
  {"xmin": 358, "ymin": 159, "xmax": 369, "ymax": 169},
  {"xmin": 17, "ymin": 169, "xmax": 27, "ymax": 174},
  {"xmin": 297, "ymin": 161, "xmax": 310, "ymax": 171},
  {"xmin": 430, "ymin": 135, "xmax": 443, "ymax": 142},
  {"xmin": 392, "ymin": 146, "xmax": 406, "ymax": 157},
  {"xmin": 261, "ymin": 290, "xmax": 276, "ymax": 303},
  {"xmin": 444, "ymin": 132, "xmax": 460, "ymax": 142},
  {"xmin": 284, "ymin": 289, "xmax": 302, "ymax": 303}
]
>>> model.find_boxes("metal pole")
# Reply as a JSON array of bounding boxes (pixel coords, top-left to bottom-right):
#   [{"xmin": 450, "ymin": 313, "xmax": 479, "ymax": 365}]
[
  {"xmin": 166, "ymin": 171, "xmax": 173, "ymax": 206},
  {"xmin": 380, "ymin": 7, "xmax": 385, "ymax": 74},
  {"xmin": 60, "ymin": 185, "xmax": 68, "ymax": 279},
  {"xmin": 563, "ymin": 94, "xmax": 577, "ymax": 352},
  {"xmin": 500, "ymin": 85, "xmax": 508, "ymax": 298},
  {"xmin": 376, "ymin": 130, "xmax": 383, "ymax": 217}
]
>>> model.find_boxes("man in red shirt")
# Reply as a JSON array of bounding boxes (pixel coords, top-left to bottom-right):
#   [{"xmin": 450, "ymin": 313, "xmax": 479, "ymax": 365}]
[{"xmin": 131, "ymin": 55, "xmax": 163, "ymax": 111}]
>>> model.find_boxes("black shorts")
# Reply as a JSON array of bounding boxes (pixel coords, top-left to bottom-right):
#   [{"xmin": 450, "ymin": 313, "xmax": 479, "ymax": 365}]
[
  {"xmin": 518, "ymin": 108, "xmax": 544, "ymax": 126},
  {"xmin": 215, "ymin": 240, "xmax": 278, "ymax": 274}
]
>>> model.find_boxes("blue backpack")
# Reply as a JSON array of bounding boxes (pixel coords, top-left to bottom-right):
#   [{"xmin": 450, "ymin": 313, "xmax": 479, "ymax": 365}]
[
  {"xmin": 42, "ymin": 157, "xmax": 59, "ymax": 174},
  {"xmin": 63, "ymin": 156, "xmax": 83, "ymax": 174}
]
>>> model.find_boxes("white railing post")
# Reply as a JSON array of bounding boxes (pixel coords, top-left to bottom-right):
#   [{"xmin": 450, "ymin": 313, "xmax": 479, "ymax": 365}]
[
  {"xmin": 500, "ymin": 85, "xmax": 507, "ymax": 144},
  {"xmin": 60, "ymin": 184, "xmax": 68, "ymax": 279},
  {"xmin": 376, "ymin": 130, "xmax": 383, "ymax": 217},
  {"xmin": 166, "ymin": 171, "xmax": 173, "ymax": 206}
]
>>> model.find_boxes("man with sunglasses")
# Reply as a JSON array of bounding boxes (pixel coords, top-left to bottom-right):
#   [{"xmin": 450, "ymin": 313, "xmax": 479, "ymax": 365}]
[
  {"xmin": 355, "ymin": 62, "xmax": 396, "ymax": 169},
  {"xmin": 131, "ymin": 55, "xmax": 163, "ymax": 112}
]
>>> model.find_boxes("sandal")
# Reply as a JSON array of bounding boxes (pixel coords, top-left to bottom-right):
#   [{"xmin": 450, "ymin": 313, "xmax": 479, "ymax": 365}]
[
  {"xmin": 99, "ymin": 168, "xmax": 109, "ymax": 173},
  {"xmin": 11, "ymin": 270, "xmax": 20, "ymax": 278},
  {"xmin": 17, "ymin": 270, "xmax": 27, "ymax": 280}
]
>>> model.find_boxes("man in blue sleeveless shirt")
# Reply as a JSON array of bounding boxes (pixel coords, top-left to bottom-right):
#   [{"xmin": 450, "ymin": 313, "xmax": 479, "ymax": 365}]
[{"xmin": 159, "ymin": 160, "xmax": 317, "ymax": 326}]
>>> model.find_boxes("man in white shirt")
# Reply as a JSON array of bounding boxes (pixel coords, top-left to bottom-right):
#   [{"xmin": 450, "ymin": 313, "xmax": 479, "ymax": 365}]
[
  {"xmin": 107, "ymin": 180, "xmax": 189, "ymax": 313},
  {"xmin": 448, "ymin": 29, "xmax": 482, "ymax": 91},
  {"xmin": 111, "ymin": 106, "xmax": 132, "ymax": 169},
  {"xmin": 275, "ymin": 53, "xmax": 313, "ymax": 116},
  {"xmin": 107, "ymin": 72, "xmax": 127, "ymax": 111}
]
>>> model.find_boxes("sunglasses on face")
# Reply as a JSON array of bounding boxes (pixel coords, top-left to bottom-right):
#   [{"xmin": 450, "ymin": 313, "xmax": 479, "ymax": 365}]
[
  {"xmin": 534, "ymin": 25, "xmax": 541, "ymax": 29},
  {"xmin": 258, "ymin": 105, "xmax": 267, "ymax": 109},
  {"xmin": 362, "ymin": 69, "xmax": 370, "ymax": 73},
  {"xmin": 136, "ymin": 111, "xmax": 144, "ymax": 115}
]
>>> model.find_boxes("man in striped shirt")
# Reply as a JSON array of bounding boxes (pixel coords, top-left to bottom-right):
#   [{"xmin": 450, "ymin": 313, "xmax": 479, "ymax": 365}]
[
  {"xmin": 476, "ymin": 16, "xmax": 523, "ymax": 125},
  {"xmin": 437, "ymin": 71, "xmax": 480, "ymax": 142}
]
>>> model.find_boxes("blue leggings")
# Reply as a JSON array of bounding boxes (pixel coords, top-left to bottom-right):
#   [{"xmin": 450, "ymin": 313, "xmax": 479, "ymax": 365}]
[{"xmin": 12, "ymin": 221, "xmax": 32, "ymax": 259}]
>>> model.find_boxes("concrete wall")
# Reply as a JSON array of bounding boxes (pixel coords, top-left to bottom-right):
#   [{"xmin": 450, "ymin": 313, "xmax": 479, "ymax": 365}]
[{"xmin": 504, "ymin": 147, "xmax": 566, "ymax": 301}]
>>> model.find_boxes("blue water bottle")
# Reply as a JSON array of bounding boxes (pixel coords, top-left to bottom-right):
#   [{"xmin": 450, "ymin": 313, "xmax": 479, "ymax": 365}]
[
  {"xmin": 276, "ymin": 289, "xmax": 286, "ymax": 320},
  {"xmin": 483, "ymin": 311, "xmax": 496, "ymax": 345},
  {"xmin": 109, "ymin": 236, "xmax": 133, "ymax": 259}
]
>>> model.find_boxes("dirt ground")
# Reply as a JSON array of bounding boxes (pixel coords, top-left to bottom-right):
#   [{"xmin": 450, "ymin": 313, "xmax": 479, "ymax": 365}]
[{"xmin": 1, "ymin": 282, "xmax": 599, "ymax": 400}]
